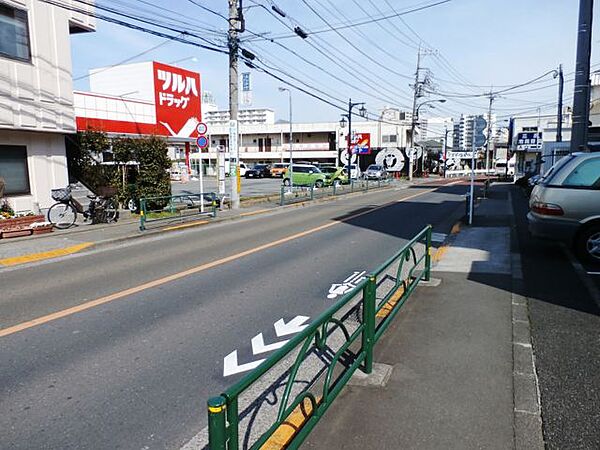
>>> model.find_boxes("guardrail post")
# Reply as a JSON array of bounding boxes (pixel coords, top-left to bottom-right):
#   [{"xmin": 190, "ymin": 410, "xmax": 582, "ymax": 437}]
[
  {"xmin": 212, "ymin": 193, "xmax": 217, "ymax": 218},
  {"xmin": 425, "ymin": 226, "xmax": 432, "ymax": 281},
  {"xmin": 333, "ymin": 182, "xmax": 337, "ymax": 196},
  {"xmin": 208, "ymin": 396, "xmax": 227, "ymax": 450},
  {"xmin": 280, "ymin": 185, "xmax": 285, "ymax": 206},
  {"xmin": 366, "ymin": 179, "xmax": 369, "ymax": 191},
  {"xmin": 310, "ymin": 184, "xmax": 314, "ymax": 200},
  {"xmin": 139, "ymin": 198, "xmax": 146, "ymax": 231},
  {"xmin": 361, "ymin": 275, "xmax": 376, "ymax": 374},
  {"xmin": 351, "ymin": 180, "xmax": 354, "ymax": 192}
]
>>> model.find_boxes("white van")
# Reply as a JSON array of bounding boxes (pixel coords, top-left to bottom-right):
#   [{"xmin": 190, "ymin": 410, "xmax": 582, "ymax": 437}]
[{"xmin": 494, "ymin": 157, "xmax": 515, "ymax": 176}]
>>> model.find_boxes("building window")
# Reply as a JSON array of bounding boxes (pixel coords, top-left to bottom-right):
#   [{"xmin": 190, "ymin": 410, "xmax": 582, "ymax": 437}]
[
  {"xmin": 0, "ymin": 145, "xmax": 30, "ymax": 195},
  {"xmin": 382, "ymin": 135, "xmax": 397, "ymax": 143},
  {"xmin": 0, "ymin": 4, "xmax": 31, "ymax": 62}
]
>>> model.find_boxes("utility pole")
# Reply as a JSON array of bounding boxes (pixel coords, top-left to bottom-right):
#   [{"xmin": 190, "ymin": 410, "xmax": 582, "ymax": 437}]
[
  {"xmin": 409, "ymin": 46, "xmax": 422, "ymax": 181},
  {"xmin": 228, "ymin": 0, "xmax": 241, "ymax": 209},
  {"xmin": 485, "ymin": 91, "xmax": 497, "ymax": 172},
  {"xmin": 571, "ymin": 0, "xmax": 594, "ymax": 153},
  {"xmin": 557, "ymin": 64, "xmax": 564, "ymax": 142}
]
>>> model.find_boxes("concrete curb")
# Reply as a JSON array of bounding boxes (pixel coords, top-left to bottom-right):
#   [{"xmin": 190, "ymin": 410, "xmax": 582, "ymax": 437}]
[{"xmin": 508, "ymin": 191, "xmax": 545, "ymax": 450}]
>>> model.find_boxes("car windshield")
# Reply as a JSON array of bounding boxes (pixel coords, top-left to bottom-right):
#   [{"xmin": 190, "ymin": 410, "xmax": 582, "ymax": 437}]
[
  {"xmin": 367, "ymin": 165, "xmax": 382, "ymax": 170},
  {"xmin": 320, "ymin": 167, "xmax": 336, "ymax": 173}
]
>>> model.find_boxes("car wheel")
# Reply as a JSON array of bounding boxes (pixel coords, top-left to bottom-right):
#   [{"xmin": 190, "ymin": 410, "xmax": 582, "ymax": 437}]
[
  {"xmin": 576, "ymin": 224, "xmax": 600, "ymax": 263},
  {"xmin": 283, "ymin": 178, "xmax": 291, "ymax": 186},
  {"xmin": 315, "ymin": 180, "xmax": 324, "ymax": 188}
]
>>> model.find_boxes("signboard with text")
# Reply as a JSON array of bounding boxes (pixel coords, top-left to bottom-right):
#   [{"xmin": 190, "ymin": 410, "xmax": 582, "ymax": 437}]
[
  {"xmin": 516, "ymin": 132, "xmax": 542, "ymax": 151},
  {"xmin": 350, "ymin": 133, "xmax": 371, "ymax": 155},
  {"xmin": 153, "ymin": 61, "xmax": 202, "ymax": 138}
]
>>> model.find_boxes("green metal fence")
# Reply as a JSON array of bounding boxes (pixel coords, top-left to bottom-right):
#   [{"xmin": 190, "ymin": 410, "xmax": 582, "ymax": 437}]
[
  {"xmin": 207, "ymin": 225, "xmax": 433, "ymax": 449},
  {"xmin": 279, "ymin": 178, "xmax": 393, "ymax": 206},
  {"xmin": 139, "ymin": 193, "xmax": 217, "ymax": 231}
]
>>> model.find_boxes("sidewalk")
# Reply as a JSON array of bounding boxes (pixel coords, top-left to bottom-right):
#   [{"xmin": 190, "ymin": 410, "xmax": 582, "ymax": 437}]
[{"xmin": 304, "ymin": 184, "xmax": 543, "ymax": 449}]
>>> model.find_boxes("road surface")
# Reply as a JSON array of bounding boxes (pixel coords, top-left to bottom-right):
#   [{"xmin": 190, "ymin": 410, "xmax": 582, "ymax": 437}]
[{"xmin": 0, "ymin": 180, "xmax": 467, "ymax": 449}]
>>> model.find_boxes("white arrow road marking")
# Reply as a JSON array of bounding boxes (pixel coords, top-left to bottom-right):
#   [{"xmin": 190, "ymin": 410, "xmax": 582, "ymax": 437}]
[
  {"xmin": 223, "ymin": 350, "xmax": 265, "ymax": 377},
  {"xmin": 251, "ymin": 333, "xmax": 289, "ymax": 355},
  {"xmin": 431, "ymin": 232, "xmax": 448, "ymax": 243},
  {"xmin": 274, "ymin": 316, "xmax": 310, "ymax": 338}
]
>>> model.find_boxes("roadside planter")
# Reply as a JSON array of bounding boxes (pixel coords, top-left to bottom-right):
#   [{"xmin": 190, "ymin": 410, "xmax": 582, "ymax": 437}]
[{"xmin": 0, "ymin": 215, "xmax": 52, "ymax": 239}]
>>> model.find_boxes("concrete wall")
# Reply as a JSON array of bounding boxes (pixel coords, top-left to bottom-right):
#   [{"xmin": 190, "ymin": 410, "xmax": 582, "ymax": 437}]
[{"xmin": 1, "ymin": 130, "xmax": 69, "ymax": 212}]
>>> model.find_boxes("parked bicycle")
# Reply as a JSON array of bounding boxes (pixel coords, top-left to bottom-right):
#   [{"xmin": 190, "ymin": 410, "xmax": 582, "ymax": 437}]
[{"xmin": 47, "ymin": 186, "xmax": 119, "ymax": 229}]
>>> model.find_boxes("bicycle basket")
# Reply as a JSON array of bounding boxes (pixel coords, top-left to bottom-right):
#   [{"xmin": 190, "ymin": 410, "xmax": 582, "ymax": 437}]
[{"xmin": 51, "ymin": 187, "xmax": 72, "ymax": 202}]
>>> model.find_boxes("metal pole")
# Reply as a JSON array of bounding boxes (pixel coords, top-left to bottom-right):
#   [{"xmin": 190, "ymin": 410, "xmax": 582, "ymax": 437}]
[
  {"xmin": 199, "ymin": 153, "xmax": 205, "ymax": 213},
  {"xmin": 571, "ymin": 0, "xmax": 594, "ymax": 153},
  {"xmin": 289, "ymin": 90, "xmax": 293, "ymax": 192},
  {"xmin": 207, "ymin": 396, "xmax": 227, "ymax": 450},
  {"xmin": 229, "ymin": 0, "xmax": 240, "ymax": 208},
  {"xmin": 347, "ymin": 98, "xmax": 352, "ymax": 181},
  {"xmin": 557, "ymin": 64, "xmax": 564, "ymax": 142},
  {"xmin": 469, "ymin": 133, "xmax": 475, "ymax": 225},
  {"xmin": 442, "ymin": 127, "xmax": 448, "ymax": 177}
]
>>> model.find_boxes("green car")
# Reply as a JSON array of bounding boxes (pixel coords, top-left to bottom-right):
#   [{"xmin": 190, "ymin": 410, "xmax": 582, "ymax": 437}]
[
  {"xmin": 282, "ymin": 164, "xmax": 326, "ymax": 187},
  {"xmin": 320, "ymin": 166, "xmax": 349, "ymax": 185}
]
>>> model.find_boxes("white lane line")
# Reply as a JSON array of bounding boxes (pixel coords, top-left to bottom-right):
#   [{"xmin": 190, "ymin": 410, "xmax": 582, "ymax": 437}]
[{"xmin": 587, "ymin": 272, "xmax": 600, "ymax": 275}]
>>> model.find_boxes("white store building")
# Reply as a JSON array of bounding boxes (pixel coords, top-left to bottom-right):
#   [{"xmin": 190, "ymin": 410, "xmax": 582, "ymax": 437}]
[{"xmin": 0, "ymin": 0, "xmax": 94, "ymax": 212}]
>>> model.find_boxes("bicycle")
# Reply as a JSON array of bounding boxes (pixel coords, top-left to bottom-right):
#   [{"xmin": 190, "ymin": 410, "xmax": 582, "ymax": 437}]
[{"xmin": 47, "ymin": 186, "xmax": 119, "ymax": 229}]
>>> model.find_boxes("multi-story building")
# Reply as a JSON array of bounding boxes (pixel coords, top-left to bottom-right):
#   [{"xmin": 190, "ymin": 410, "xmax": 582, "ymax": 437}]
[
  {"xmin": 203, "ymin": 108, "xmax": 276, "ymax": 126},
  {"xmin": 0, "ymin": 0, "xmax": 94, "ymax": 212},
  {"xmin": 420, "ymin": 117, "xmax": 453, "ymax": 147}
]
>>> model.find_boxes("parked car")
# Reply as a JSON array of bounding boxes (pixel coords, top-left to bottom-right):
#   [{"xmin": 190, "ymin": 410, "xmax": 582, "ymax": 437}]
[
  {"xmin": 245, "ymin": 164, "xmax": 271, "ymax": 178},
  {"xmin": 170, "ymin": 169, "xmax": 182, "ymax": 181},
  {"xmin": 270, "ymin": 163, "xmax": 288, "ymax": 178},
  {"xmin": 528, "ymin": 152, "xmax": 600, "ymax": 262},
  {"xmin": 239, "ymin": 162, "xmax": 249, "ymax": 177},
  {"xmin": 283, "ymin": 164, "xmax": 326, "ymax": 187},
  {"xmin": 364, "ymin": 164, "xmax": 387, "ymax": 180},
  {"xmin": 343, "ymin": 164, "xmax": 361, "ymax": 180},
  {"xmin": 320, "ymin": 166, "xmax": 348, "ymax": 185}
]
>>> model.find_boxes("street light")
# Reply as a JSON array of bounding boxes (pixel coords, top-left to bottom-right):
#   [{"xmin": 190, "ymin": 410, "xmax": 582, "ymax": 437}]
[
  {"xmin": 279, "ymin": 87, "xmax": 293, "ymax": 191},
  {"xmin": 340, "ymin": 99, "xmax": 366, "ymax": 180},
  {"xmin": 409, "ymin": 98, "xmax": 446, "ymax": 180}
]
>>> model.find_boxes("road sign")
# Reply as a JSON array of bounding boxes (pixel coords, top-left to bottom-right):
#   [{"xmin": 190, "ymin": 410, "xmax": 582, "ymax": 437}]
[
  {"xmin": 196, "ymin": 122, "xmax": 208, "ymax": 135},
  {"xmin": 516, "ymin": 132, "xmax": 542, "ymax": 151},
  {"xmin": 350, "ymin": 133, "xmax": 371, "ymax": 155},
  {"xmin": 474, "ymin": 117, "xmax": 487, "ymax": 148},
  {"xmin": 196, "ymin": 135, "xmax": 208, "ymax": 149}
]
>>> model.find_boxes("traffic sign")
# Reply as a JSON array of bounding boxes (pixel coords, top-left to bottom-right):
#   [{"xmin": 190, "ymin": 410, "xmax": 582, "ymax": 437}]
[
  {"xmin": 474, "ymin": 117, "xmax": 487, "ymax": 148},
  {"xmin": 196, "ymin": 122, "xmax": 208, "ymax": 135},
  {"xmin": 196, "ymin": 135, "xmax": 208, "ymax": 149}
]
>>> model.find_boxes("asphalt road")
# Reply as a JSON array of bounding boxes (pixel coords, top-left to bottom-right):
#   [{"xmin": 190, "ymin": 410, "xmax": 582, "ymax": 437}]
[
  {"xmin": 0, "ymin": 180, "xmax": 467, "ymax": 449},
  {"xmin": 512, "ymin": 187, "xmax": 600, "ymax": 449}
]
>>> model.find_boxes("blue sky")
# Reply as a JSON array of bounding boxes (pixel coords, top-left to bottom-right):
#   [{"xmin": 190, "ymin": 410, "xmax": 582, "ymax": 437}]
[{"xmin": 71, "ymin": 0, "xmax": 599, "ymax": 133}]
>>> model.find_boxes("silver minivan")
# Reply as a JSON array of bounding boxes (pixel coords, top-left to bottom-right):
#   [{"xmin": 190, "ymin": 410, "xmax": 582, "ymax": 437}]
[{"xmin": 528, "ymin": 153, "xmax": 600, "ymax": 262}]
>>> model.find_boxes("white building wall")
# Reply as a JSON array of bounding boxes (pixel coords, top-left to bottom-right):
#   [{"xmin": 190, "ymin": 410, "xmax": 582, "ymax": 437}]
[
  {"xmin": 89, "ymin": 61, "xmax": 155, "ymax": 101},
  {"xmin": 0, "ymin": 0, "xmax": 94, "ymax": 133},
  {"xmin": 1, "ymin": 130, "xmax": 69, "ymax": 212}
]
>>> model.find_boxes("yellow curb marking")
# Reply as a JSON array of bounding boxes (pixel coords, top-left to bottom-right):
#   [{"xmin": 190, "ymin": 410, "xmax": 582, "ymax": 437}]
[
  {"xmin": 377, "ymin": 284, "xmax": 406, "ymax": 318},
  {"xmin": 163, "ymin": 220, "xmax": 209, "ymax": 231},
  {"xmin": 239, "ymin": 208, "xmax": 271, "ymax": 218},
  {"xmin": 0, "ymin": 185, "xmax": 446, "ymax": 338},
  {"xmin": 451, "ymin": 221, "xmax": 461, "ymax": 235},
  {"xmin": 0, "ymin": 242, "xmax": 94, "ymax": 267},
  {"xmin": 432, "ymin": 245, "xmax": 448, "ymax": 263},
  {"xmin": 260, "ymin": 397, "xmax": 322, "ymax": 450}
]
